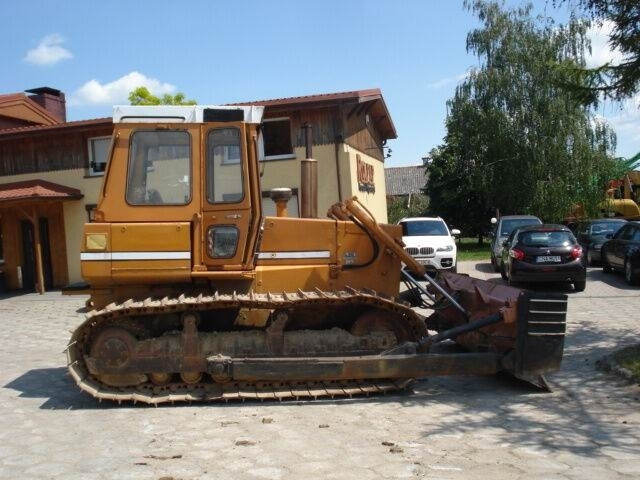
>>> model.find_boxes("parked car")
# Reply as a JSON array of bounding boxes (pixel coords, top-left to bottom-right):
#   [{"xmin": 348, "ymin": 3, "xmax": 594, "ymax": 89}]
[
  {"xmin": 489, "ymin": 215, "xmax": 542, "ymax": 271},
  {"xmin": 601, "ymin": 220, "xmax": 640, "ymax": 285},
  {"xmin": 500, "ymin": 224, "xmax": 586, "ymax": 291},
  {"xmin": 574, "ymin": 218, "xmax": 627, "ymax": 266},
  {"xmin": 398, "ymin": 217, "xmax": 460, "ymax": 273}
]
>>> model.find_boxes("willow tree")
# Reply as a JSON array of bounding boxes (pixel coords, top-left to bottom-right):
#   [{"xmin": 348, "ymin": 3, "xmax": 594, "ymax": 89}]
[{"xmin": 427, "ymin": 0, "xmax": 620, "ymax": 232}]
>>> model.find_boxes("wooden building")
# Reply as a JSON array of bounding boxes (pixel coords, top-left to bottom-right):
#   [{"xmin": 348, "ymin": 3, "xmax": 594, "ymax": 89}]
[{"xmin": 0, "ymin": 87, "xmax": 396, "ymax": 293}]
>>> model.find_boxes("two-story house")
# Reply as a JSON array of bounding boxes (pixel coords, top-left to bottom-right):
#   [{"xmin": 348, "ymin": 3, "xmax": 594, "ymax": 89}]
[{"xmin": 0, "ymin": 87, "xmax": 396, "ymax": 293}]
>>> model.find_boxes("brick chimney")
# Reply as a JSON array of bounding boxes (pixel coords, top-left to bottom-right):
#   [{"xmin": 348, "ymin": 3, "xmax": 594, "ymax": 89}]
[{"xmin": 25, "ymin": 87, "xmax": 66, "ymax": 123}]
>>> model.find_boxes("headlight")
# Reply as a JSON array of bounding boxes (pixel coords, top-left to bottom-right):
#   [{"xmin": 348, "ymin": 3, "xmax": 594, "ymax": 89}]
[
  {"xmin": 207, "ymin": 226, "xmax": 239, "ymax": 258},
  {"xmin": 437, "ymin": 245, "xmax": 454, "ymax": 252}
]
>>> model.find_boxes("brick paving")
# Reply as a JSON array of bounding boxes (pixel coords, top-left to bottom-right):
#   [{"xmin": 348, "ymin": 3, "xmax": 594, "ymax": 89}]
[{"xmin": 0, "ymin": 262, "xmax": 638, "ymax": 479}]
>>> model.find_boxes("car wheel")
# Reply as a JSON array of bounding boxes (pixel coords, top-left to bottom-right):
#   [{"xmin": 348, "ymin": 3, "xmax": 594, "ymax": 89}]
[
  {"xmin": 574, "ymin": 280, "xmax": 586, "ymax": 292},
  {"xmin": 624, "ymin": 258, "xmax": 638, "ymax": 285},
  {"xmin": 602, "ymin": 256, "xmax": 612, "ymax": 273}
]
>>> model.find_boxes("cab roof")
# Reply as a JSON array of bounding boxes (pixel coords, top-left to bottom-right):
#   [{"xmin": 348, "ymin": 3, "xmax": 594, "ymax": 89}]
[{"xmin": 112, "ymin": 105, "xmax": 264, "ymax": 124}]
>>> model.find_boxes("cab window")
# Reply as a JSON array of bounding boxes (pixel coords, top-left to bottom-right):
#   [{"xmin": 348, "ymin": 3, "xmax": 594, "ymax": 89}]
[
  {"xmin": 206, "ymin": 128, "xmax": 244, "ymax": 204},
  {"xmin": 126, "ymin": 130, "xmax": 191, "ymax": 205}
]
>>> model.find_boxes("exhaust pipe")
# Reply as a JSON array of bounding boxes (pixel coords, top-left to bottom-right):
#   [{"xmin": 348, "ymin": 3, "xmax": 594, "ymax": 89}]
[{"xmin": 300, "ymin": 123, "xmax": 317, "ymax": 218}]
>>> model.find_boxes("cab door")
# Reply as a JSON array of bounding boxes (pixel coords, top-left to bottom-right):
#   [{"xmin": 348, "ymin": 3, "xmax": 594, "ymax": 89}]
[{"xmin": 201, "ymin": 124, "xmax": 253, "ymax": 270}]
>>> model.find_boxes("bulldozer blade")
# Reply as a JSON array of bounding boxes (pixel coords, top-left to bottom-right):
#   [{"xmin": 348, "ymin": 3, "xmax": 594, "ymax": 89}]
[{"xmin": 429, "ymin": 272, "xmax": 567, "ymax": 381}]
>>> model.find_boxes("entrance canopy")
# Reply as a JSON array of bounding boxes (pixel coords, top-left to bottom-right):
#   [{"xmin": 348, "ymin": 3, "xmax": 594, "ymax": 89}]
[
  {"xmin": 0, "ymin": 179, "xmax": 83, "ymax": 206},
  {"xmin": 0, "ymin": 179, "xmax": 83, "ymax": 294}
]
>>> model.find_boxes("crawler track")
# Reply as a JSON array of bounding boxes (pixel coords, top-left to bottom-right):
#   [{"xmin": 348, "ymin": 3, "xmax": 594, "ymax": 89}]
[{"xmin": 67, "ymin": 287, "xmax": 426, "ymax": 405}]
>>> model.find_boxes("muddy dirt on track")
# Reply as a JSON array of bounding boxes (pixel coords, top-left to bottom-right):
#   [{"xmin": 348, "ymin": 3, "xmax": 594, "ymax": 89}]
[{"xmin": 0, "ymin": 261, "xmax": 638, "ymax": 480}]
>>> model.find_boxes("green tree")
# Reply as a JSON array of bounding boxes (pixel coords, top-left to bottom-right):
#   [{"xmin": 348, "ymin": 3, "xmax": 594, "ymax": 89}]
[
  {"xmin": 427, "ymin": 1, "xmax": 622, "ymax": 239},
  {"xmin": 553, "ymin": 0, "xmax": 640, "ymax": 102},
  {"xmin": 128, "ymin": 86, "xmax": 196, "ymax": 105},
  {"xmin": 387, "ymin": 194, "xmax": 429, "ymax": 224}
]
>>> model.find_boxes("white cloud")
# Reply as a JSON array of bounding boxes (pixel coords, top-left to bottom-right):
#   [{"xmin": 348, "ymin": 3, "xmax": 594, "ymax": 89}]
[
  {"xmin": 604, "ymin": 93, "xmax": 640, "ymax": 154},
  {"xmin": 426, "ymin": 70, "xmax": 471, "ymax": 89},
  {"xmin": 585, "ymin": 20, "xmax": 625, "ymax": 68},
  {"xmin": 24, "ymin": 34, "xmax": 73, "ymax": 66},
  {"xmin": 584, "ymin": 22, "xmax": 640, "ymax": 157},
  {"xmin": 69, "ymin": 71, "xmax": 177, "ymax": 106}
]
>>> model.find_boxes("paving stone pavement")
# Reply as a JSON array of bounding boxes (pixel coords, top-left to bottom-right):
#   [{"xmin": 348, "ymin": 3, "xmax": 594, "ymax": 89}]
[{"xmin": 0, "ymin": 261, "xmax": 638, "ymax": 480}]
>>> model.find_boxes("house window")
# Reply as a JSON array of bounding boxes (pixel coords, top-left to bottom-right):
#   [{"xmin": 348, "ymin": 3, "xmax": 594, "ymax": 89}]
[
  {"xmin": 260, "ymin": 118, "xmax": 294, "ymax": 160},
  {"xmin": 88, "ymin": 136, "xmax": 111, "ymax": 176}
]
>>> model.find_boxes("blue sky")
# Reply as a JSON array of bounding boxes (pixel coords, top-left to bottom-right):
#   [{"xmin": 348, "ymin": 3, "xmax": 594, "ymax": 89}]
[{"xmin": 1, "ymin": 0, "xmax": 638, "ymax": 166}]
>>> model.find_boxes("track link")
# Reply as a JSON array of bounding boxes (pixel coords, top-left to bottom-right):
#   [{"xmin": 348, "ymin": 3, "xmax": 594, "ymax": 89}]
[{"xmin": 67, "ymin": 287, "xmax": 426, "ymax": 405}]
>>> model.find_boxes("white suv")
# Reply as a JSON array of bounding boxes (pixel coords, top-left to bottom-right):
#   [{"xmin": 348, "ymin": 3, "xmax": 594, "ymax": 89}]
[{"xmin": 398, "ymin": 217, "xmax": 460, "ymax": 272}]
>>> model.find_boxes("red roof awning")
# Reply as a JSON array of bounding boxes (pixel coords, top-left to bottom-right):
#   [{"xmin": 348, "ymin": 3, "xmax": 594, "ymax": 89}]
[{"xmin": 0, "ymin": 179, "xmax": 83, "ymax": 204}]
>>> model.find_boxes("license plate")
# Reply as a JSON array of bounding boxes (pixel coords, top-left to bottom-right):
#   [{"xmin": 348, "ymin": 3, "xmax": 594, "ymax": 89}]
[{"xmin": 536, "ymin": 255, "xmax": 561, "ymax": 263}]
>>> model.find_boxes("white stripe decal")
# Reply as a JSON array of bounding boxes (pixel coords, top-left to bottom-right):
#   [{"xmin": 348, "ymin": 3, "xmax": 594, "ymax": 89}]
[
  {"xmin": 257, "ymin": 251, "xmax": 331, "ymax": 260},
  {"xmin": 80, "ymin": 252, "xmax": 111, "ymax": 261},
  {"xmin": 81, "ymin": 251, "xmax": 191, "ymax": 261}
]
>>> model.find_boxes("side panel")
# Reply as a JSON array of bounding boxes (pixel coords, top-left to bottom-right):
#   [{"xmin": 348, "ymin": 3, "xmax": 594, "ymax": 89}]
[
  {"xmin": 110, "ymin": 222, "xmax": 191, "ymax": 283},
  {"xmin": 255, "ymin": 217, "xmax": 402, "ymax": 297}
]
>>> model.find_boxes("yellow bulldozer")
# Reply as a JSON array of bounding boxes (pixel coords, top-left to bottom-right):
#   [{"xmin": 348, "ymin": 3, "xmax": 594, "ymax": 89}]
[
  {"xmin": 67, "ymin": 105, "xmax": 567, "ymax": 404},
  {"xmin": 602, "ymin": 169, "xmax": 640, "ymax": 219}
]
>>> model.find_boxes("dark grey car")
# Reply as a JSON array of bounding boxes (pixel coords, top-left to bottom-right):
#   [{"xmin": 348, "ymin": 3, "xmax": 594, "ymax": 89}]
[
  {"xmin": 489, "ymin": 215, "xmax": 542, "ymax": 271},
  {"xmin": 574, "ymin": 218, "xmax": 627, "ymax": 266},
  {"xmin": 601, "ymin": 220, "xmax": 640, "ymax": 285}
]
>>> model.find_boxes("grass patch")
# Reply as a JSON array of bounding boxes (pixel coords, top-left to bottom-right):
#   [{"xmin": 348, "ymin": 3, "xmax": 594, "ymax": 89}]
[
  {"xmin": 614, "ymin": 345, "xmax": 640, "ymax": 381},
  {"xmin": 457, "ymin": 237, "xmax": 491, "ymax": 261}
]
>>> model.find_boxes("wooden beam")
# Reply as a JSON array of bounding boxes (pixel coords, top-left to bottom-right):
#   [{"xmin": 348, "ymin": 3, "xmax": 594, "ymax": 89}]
[{"xmin": 31, "ymin": 206, "xmax": 45, "ymax": 295}]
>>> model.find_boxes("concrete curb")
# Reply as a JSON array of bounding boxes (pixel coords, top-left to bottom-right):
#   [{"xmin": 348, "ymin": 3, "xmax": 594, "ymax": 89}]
[{"xmin": 596, "ymin": 344, "xmax": 640, "ymax": 384}]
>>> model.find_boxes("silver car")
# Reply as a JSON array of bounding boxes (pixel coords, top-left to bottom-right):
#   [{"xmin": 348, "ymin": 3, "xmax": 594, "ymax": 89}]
[{"xmin": 489, "ymin": 215, "xmax": 542, "ymax": 272}]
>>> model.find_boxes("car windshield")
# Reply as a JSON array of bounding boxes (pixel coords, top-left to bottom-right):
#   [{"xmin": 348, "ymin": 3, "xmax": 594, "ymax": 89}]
[
  {"xmin": 401, "ymin": 220, "xmax": 448, "ymax": 236},
  {"xmin": 589, "ymin": 221, "xmax": 625, "ymax": 235},
  {"xmin": 500, "ymin": 218, "xmax": 541, "ymax": 236},
  {"xmin": 518, "ymin": 230, "xmax": 574, "ymax": 247}
]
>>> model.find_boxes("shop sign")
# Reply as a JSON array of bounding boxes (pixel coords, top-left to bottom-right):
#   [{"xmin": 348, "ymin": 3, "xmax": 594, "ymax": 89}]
[{"xmin": 356, "ymin": 155, "xmax": 375, "ymax": 193}]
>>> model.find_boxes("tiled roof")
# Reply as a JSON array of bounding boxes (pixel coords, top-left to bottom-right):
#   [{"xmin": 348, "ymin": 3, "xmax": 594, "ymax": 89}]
[
  {"xmin": 0, "ymin": 117, "xmax": 111, "ymax": 137},
  {"xmin": 0, "ymin": 89, "xmax": 396, "ymax": 138},
  {"xmin": 0, "ymin": 92, "xmax": 60, "ymax": 125},
  {"xmin": 0, "ymin": 179, "xmax": 83, "ymax": 203},
  {"xmin": 229, "ymin": 88, "xmax": 397, "ymax": 140},
  {"xmin": 228, "ymin": 89, "xmax": 383, "ymax": 107},
  {"xmin": 0, "ymin": 94, "xmax": 25, "ymax": 102},
  {"xmin": 385, "ymin": 165, "xmax": 428, "ymax": 196}
]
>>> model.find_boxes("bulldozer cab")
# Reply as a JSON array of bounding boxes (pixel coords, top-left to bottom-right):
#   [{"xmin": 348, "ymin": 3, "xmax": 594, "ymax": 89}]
[{"xmin": 85, "ymin": 105, "xmax": 264, "ymax": 286}]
